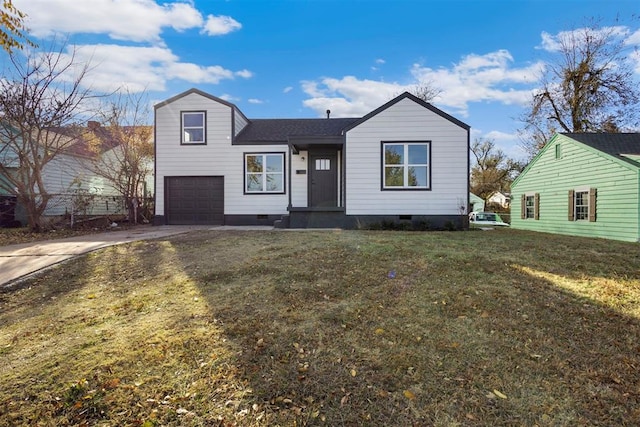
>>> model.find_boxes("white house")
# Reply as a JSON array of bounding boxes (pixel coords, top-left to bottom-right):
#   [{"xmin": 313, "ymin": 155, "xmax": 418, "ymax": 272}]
[
  {"xmin": 487, "ymin": 191, "xmax": 510, "ymax": 208},
  {"xmin": 153, "ymin": 89, "xmax": 470, "ymax": 229}
]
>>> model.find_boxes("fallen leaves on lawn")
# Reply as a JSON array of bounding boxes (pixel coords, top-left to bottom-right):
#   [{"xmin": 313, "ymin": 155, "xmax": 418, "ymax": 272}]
[{"xmin": 403, "ymin": 390, "xmax": 416, "ymax": 400}]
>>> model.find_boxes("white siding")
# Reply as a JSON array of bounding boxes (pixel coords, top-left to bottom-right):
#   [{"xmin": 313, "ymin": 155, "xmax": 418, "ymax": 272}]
[
  {"xmin": 345, "ymin": 98, "xmax": 468, "ymax": 215},
  {"xmin": 234, "ymin": 108, "xmax": 249, "ymax": 136},
  {"xmin": 291, "ymin": 151, "xmax": 308, "ymax": 207},
  {"xmin": 155, "ymin": 92, "xmax": 288, "ymax": 216}
]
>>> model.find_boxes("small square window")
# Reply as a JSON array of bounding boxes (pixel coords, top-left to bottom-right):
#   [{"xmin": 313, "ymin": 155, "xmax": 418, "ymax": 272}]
[{"xmin": 181, "ymin": 111, "xmax": 206, "ymax": 144}]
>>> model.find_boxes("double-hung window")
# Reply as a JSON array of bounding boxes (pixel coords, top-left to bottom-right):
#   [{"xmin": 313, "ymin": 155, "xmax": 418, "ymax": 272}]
[
  {"xmin": 245, "ymin": 153, "xmax": 285, "ymax": 194},
  {"xmin": 574, "ymin": 190, "xmax": 589, "ymax": 220},
  {"xmin": 525, "ymin": 195, "xmax": 535, "ymax": 219},
  {"xmin": 382, "ymin": 142, "xmax": 430, "ymax": 190},
  {"xmin": 521, "ymin": 193, "xmax": 539, "ymax": 220},
  {"xmin": 568, "ymin": 188, "xmax": 596, "ymax": 222},
  {"xmin": 181, "ymin": 111, "xmax": 206, "ymax": 144}
]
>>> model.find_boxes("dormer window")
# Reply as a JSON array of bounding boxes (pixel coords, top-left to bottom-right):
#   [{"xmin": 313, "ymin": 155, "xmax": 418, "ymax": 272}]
[{"xmin": 181, "ymin": 111, "xmax": 206, "ymax": 145}]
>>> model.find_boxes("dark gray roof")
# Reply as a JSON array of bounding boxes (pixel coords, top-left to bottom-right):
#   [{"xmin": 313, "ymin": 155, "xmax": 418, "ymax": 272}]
[
  {"xmin": 158, "ymin": 89, "xmax": 470, "ymax": 144},
  {"xmin": 235, "ymin": 118, "xmax": 360, "ymax": 142},
  {"xmin": 562, "ymin": 133, "xmax": 640, "ymax": 166}
]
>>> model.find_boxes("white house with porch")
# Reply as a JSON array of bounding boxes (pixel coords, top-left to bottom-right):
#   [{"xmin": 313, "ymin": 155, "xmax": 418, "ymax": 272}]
[{"xmin": 153, "ymin": 88, "xmax": 470, "ymax": 229}]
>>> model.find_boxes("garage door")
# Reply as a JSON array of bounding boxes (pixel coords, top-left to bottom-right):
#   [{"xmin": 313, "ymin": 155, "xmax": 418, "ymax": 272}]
[{"xmin": 165, "ymin": 176, "xmax": 224, "ymax": 225}]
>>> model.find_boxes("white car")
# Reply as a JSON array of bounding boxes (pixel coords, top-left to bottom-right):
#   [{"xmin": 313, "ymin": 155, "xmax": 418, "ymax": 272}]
[{"xmin": 469, "ymin": 212, "xmax": 510, "ymax": 227}]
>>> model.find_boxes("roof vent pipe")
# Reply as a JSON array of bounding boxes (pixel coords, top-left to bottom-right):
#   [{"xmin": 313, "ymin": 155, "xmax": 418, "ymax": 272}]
[{"xmin": 326, "ymin": 109, "xmax": 331, "ymax": 119}]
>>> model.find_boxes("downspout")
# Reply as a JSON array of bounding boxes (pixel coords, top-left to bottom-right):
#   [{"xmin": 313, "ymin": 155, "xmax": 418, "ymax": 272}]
[
  {"xmin": 287, "ymin": 139, "xmax": 292, "ymax": 210},
  {"xmin": 465, "ymin": 128, "xmax": 471, "ymax": 229},
  {"xmin": 153, "ymin": 105, "xmax": 160, "ymax": 225},
  {"xmin": 342, "ymin": 131, "xmax": 347, "ymax": 211}
]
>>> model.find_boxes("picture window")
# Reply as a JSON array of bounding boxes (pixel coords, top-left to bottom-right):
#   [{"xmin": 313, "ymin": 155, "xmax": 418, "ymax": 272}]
[
  {"xmin": 245, "ymin": 153, "xmax": 285, "ymax": 193},
  {"xmin": 382, "ymin": 142, "xmax": 430, "ymax": 189}
]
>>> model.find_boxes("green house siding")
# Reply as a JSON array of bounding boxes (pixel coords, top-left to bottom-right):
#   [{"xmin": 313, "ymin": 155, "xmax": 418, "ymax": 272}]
[{"xmin": 512, "ymin": 134, "xmax": 640, "ymax": 243}]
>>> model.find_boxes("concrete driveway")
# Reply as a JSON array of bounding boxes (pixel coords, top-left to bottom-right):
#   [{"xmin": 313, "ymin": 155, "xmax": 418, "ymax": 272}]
[{"xmin": 0, "ymin": 225, "xmax": 212, "ymax": 287}]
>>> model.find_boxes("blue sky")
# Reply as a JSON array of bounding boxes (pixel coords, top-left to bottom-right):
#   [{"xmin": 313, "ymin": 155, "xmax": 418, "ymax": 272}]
[{"xmin": 7, "ymin": 0, "xmax": 640, "ymax": 159}]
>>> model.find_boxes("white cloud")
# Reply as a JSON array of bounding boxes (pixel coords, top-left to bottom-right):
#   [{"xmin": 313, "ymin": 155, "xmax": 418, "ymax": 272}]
[
  {"xmin": 538, "ymin": 25, "xmax": 640, "ymax": 76},
  {"xmin": 202, "ymin": 14, "xmax": 242, "ymax": 36},
  {"xmin": 626, "ymin": 29, "xmax": 640, "ymax": 46},
  {"xmin": 625, "ymin": 30, "xmax": 640, "ymax": 75},
  {"xmin": 302, "ymin": 77, "xmax": 402, "ymax": 117},
  {"xmin": 410, "ymin": 51, "xmax": 543, "ymax": 114},
  {"xmin": 165, "ymin": 62, "xmax": 234, "ymax": 83},
  {"xmin": 235, "ymin": 69, "xmax": 253, "ymax": 78},
  {"xmin": 219, "ymin": 94, "xmax": 240, "ymax": 102},
  {"xmin": 630, "ymin": 50, "xmax": 640, "ymax": 75},
  {"xmin": 302, "ymin": 50, "xmax": 543, "ymax": 118},
  {"xmin": 538, "ymin": 26, "xmax": 629, "ymax": 52},
  {"xmin": 539, "ymin": 31, "xmax": 562, "ymax": 52},
  {"xmin": 59, "ymin": 44, "xmax": 251, "ymax": 93},
  {"xmin": 18, "ymin": 0, "xmax": 204, "ymax": 42},
  {"xmin": 248, "ymin": 98, "xmax": 264, "ymax": 104},
  {"xmin": 283, "ymin": 86, "xmax": 293, "ymax": 93},
  {"xmin": 372, "ymin": 58, "xmax": 386, "ymax": 71},
  {"xmin": 483, "ymin": 130, "xmax": 518, "ymax": 142}
]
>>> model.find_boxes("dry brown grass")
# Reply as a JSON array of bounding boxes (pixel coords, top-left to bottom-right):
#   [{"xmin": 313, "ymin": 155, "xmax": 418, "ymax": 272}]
[
  {"xmin": 1, "ymin": 228, "xmax": 639, "ymax": 426},
  {"xmin": 0, "ymin": 228, "xmax": 103, "ymax": 247},
  {"xmin": 0, "ymin": 221, "xmax": 139, "ymax": 247}
]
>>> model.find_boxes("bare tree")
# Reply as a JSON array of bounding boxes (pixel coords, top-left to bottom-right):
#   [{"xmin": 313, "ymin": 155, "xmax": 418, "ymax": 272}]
[
  {"xmin": 86, "ymin": 91, "xmax": 153, "ymax": 224},
  {"xmin": 0, "ymin": 0, "xmax": 36, "ymax": 53},
  {"xmin": 408, "ymin": 82, "xmax": 441, "ymax": 103},
  {"xmin": 0, "ymin": 44, "xmax": 95, "ymax": 231},
  {"xmin": 470, "ymin": 138, "xmax": 523, "ymax": 203},
  {"xmin": 393, "ymin": 82, "xmax": 441, "ymax": 103},
  {"xmin": 520, "ymin": 20, "xmax": 640, "ymax": 157}
]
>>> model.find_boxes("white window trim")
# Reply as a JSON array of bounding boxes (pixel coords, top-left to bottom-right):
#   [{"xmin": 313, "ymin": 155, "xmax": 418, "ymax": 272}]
[
  {"xmin": 244, "ymin": 153, "xmax": 285, "ymax": 194},
  {"xmin": 574, "ymin": 189, "xmax": 589, "ymax": 221},
  {"xmin": 181, "ymin": 111, "xmax": 206, "ymax": 145},
  {"xmin": 524, "ymin": 193, "xmax": 536, "ymax": 219},
  {"xmin": 382, "ymin": 142, "xmax": 430, "ymax": 190}
]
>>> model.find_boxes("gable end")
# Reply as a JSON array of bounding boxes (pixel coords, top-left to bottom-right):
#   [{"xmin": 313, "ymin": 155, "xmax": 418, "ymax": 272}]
[
  {"xmin": 513, "ymin": 133, "xmax": 640, "ymax": 189},
  {"xmin": 154, "ymin": 88, "xmax": 239, "ymax": 111},
  {"xmin": 342, "ymin": 92, "xmax": 470, "ymax": 133}
]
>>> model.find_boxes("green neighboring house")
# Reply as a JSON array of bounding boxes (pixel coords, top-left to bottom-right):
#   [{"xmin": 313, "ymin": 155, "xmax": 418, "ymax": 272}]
[{"xmin": 511, "ymin": 133, "xmax": 640, "ymax": 243}]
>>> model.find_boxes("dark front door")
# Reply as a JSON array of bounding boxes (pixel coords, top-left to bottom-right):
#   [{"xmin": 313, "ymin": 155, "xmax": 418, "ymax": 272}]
[{"xmin": 309, "ymin": 152, "xmax": 338, "ymax": 207}]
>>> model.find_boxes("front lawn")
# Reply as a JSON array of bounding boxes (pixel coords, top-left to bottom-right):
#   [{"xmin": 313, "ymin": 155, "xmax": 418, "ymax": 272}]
[
  {"xmin": 0, "ymin": 221, "xmax": 135, "ymax": 247},
  {"xmin": 1, "ymin": 229, "xmax": 639, "ymax": 426}
]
